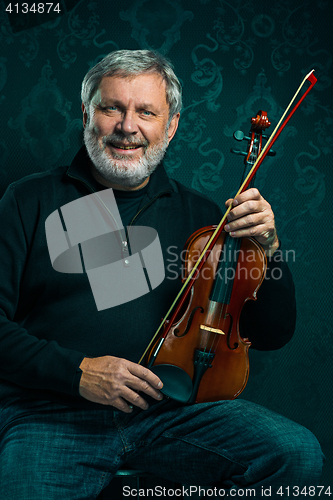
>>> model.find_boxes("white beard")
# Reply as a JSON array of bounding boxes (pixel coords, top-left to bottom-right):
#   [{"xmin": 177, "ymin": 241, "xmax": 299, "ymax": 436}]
[{"xmin": 83, "ymin": 126, "xmax": 169, "ymax": 188}]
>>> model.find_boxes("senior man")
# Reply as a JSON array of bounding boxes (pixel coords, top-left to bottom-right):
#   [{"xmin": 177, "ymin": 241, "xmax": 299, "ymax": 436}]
[{"xmin": 0, "ymin": 50, "xmax": 323, "ymax": 499}]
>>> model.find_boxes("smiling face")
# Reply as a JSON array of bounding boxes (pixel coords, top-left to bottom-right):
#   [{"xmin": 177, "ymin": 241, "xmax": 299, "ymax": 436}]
[{"xmin": 82, "ymin": 73, "xmax": 179, "ymax": 190}]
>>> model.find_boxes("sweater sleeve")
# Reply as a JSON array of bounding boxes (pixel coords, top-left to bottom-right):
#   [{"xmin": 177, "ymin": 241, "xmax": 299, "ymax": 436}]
[
  {"xmin": 0, "ymin": 186, "xmax": 85, "ymax": 396},
  {"xmin": 239, "ymin": 247, "xmax": 297, "ymax": 350}
]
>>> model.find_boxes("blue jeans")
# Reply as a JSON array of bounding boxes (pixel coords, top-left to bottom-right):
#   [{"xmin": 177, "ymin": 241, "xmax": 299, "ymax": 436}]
[{"xmin": 0, "ymin": 396, "xmax": 324, "ymax": 499}]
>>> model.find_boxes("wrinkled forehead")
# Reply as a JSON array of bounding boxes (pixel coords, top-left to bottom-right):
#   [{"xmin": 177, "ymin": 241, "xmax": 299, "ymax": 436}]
[{"xmin": 90, "ymin": 73, "xmax": 168, "ymax": 107}]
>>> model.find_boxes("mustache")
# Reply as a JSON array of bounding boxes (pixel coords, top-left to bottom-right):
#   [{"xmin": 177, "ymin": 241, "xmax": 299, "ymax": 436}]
[{"xmin": 101, "ymin": 133, "xmax": 149, "ymax": 149}]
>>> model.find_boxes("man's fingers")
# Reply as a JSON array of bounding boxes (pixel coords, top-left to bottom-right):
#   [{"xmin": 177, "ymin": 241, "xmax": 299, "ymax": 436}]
[
  {"xmin": 222, "ymin": 189, "xmax": 278, "ymax": 254},
  {"xmin": 226, "ymin": 211, "xmax": 272, "ymax": 231},
  {"xmin": 224, "ymin": 189, "xmax": 262, "ymax": 210},
  {"xmin": 112, "ymin": 383, "xmax": 162, "ymax": 412},
  {"xmin": 118, "ymin": 388, "xmax": 150, "ymax": 411},
  {"xmin": 113, "ymin": 397, "xmax": 134, "ymax": 413},
  {"xmin": 233, "ymin": 188, "xmax": 262, "ymax": 204},
  {"xmin": 126, "ymin": 365, "xmax": 164, "ymax": 402},
  {"xmin": 79, "ymin": 356, "xmax": 164, "ymax": 411},
  {"xmin": 128, "ymin": 363, "xmax": 163, "ymax": 390}
]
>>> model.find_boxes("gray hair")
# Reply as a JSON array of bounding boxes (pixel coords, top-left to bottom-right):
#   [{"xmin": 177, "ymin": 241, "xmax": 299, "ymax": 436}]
[{"xmin": 81, "ymin": 49, "xmax": 182, "ymax": 121}]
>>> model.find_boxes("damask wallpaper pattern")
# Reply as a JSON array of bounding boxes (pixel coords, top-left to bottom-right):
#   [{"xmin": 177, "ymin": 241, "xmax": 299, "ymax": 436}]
[{"xmin": 0, "ymin": 0, "xmax": 332, "ymax": 489}]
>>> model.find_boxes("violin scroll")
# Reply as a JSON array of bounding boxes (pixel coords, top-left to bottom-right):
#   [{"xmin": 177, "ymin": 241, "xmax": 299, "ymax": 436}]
[
  {"xmin": 231, "ymin": 110, "xmax": 276, "ymax": 162},
  {"xmin": 251, "ymin": 110, "xmax": 271, "ymax": 131}
]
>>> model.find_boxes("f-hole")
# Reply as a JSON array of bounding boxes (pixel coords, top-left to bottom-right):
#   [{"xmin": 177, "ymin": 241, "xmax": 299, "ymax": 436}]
[{"xmin": 174, "ymin": 306, "xmax": 204, "ymax": 338}]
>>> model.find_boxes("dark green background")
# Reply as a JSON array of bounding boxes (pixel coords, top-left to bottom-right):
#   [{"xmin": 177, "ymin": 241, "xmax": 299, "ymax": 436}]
[{"xmin": 1, "ymin": 0, "xmax": 332, "ymax": 491}]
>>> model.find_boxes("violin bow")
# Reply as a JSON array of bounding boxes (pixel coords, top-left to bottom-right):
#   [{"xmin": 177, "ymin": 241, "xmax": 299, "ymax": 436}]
[{"xmin": 139, "ymin": 69, "xmax": 317, "ymax": 366}]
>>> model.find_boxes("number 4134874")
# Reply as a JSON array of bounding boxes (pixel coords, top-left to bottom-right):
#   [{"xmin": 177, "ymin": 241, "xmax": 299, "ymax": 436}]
[
  {"xmin": 6, "ymin": 3, "xmax": 61, "ymax": 14},
  {"xmin": 276, "ymin": 486, "xmax": 331, "ymax": 496}
]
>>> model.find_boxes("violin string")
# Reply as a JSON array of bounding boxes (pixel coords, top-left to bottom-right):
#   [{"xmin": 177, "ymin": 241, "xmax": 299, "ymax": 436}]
[
  {"xmin": 208, "ymin": 136, "xmax": 257, "ymax": 356},
  {"xmin": 207, "ymin": 91, "xmax": 261, "ymax": 356}
]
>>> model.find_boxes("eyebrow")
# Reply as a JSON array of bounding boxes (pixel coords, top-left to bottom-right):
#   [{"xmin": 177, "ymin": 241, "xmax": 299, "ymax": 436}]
[{"xmin": 99, "ymin": 99, "xmax": 158, "ymax": 110}]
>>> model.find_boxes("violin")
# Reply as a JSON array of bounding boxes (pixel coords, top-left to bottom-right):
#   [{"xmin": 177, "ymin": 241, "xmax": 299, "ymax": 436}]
[{"xmin": 139, "ymin": 71, "xmax": 317, "ymax": 405}]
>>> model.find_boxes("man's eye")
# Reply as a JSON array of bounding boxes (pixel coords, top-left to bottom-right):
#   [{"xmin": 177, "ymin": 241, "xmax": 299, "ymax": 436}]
[
  {"xmin": 106, "ymin": 106, "xmax": 118, "ymax": 111},
  {"xmin": 142, "ymin": 110, "xmax": 153, "ymax": 116}
]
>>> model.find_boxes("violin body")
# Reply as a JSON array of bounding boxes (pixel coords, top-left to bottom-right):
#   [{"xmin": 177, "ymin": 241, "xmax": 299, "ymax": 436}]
[{"xmin": 146, "ymin": 226, "xmax": 266, "ymax": 403}]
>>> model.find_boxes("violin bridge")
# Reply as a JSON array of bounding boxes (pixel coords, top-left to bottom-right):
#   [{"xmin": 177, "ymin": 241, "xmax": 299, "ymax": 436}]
[{"xmin": 200, "ymin": 325, "xmax": 225, "ymax": 335}]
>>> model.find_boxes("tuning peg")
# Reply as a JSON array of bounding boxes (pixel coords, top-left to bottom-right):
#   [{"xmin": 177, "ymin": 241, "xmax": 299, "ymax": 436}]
[
  {"xmin": 230, "ymin": 148, "xmax": 248, "ymax": 156},
  {"xmin": 233, "ymin": 131, "xmax": 251, "ymax": 142}
]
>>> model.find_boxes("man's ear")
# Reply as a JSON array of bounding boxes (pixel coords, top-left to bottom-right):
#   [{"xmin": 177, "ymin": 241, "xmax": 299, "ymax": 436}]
[
  {"xmin": 167, "ymin": 113, "xmax": 180, "ymax": 143},
  {"xmin": 82, "ymin": 103, "xmax": 88, "ymax": 128}
]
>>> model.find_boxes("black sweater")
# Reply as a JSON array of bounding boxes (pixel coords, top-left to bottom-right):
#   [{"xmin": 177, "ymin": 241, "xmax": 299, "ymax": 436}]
[{"xmin": 0, "ymin": 147, "xmax": 296, "ymax": 406}]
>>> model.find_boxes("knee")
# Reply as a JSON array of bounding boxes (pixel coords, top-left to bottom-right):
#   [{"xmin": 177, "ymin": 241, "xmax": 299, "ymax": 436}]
[{"xmin": 270, "ymin": 425, "xmax": 324, "ymax": 480}]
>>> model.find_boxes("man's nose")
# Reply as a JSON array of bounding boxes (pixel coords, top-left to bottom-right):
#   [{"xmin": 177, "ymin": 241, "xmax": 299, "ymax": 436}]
[{"xmin": 116, "ymin": 111, "xmax": 138, "ymax": 135}]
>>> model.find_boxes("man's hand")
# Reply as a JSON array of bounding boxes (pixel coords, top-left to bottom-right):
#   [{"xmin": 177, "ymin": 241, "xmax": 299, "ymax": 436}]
[
  {"xmin": 79, "ymin": 356, "xmax": 163, "ymax": 413},
  {"xmin": 224, "ymin": 188, "xmax": 279, "ymax": 256}
]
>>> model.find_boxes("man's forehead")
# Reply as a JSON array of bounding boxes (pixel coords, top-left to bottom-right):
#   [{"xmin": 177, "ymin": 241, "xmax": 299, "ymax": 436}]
[{"xmin": 91, "ymin": 73, "xmax": 168, "ymax": 105}]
